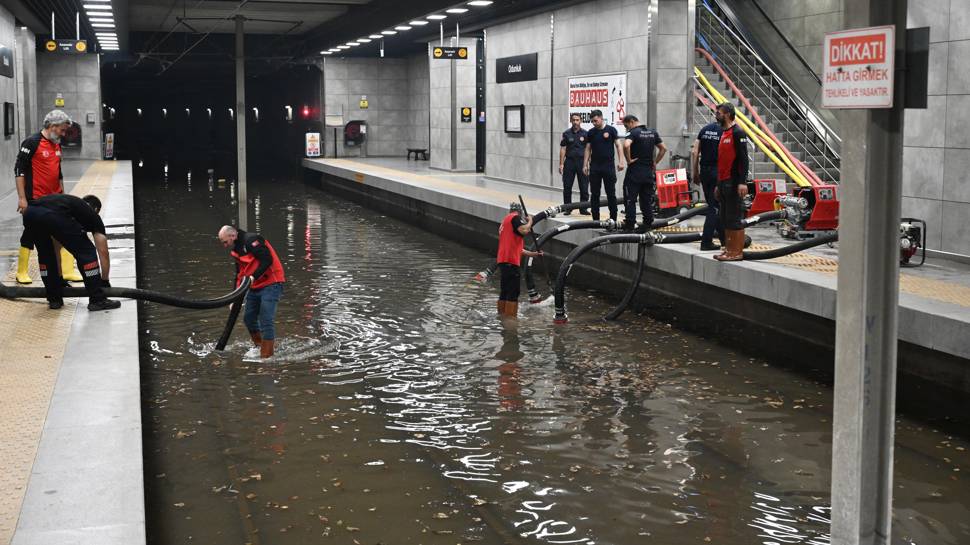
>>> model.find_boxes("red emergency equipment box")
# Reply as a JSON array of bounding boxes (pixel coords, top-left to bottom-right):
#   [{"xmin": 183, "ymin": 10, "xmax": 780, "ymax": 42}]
[
  {"xmin": 655, "ymin": 168, "xmax": 693, "ymax": 215},
  {"xmin": 748, "ymin": 179, "xmax": 787, "ymax": 216}
]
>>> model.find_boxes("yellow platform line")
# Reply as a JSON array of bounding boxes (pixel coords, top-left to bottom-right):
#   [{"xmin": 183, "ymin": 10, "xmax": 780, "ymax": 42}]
[
  {"xmin": 748, "ymin": 243, "xmax": 970, "ymax": 308},
  {"xmin": 0, "ymin": 161, "xmax": 117, "ymax": 545}
]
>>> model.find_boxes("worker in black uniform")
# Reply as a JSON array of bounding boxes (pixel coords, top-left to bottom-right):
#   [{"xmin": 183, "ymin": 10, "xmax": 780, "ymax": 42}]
[
  {"xmin": 582, "ymin": 110, "xmax": 625, "ymax": 221},
  {"xmin": 558, "ymin": 113, "xmax": 590, "ymax": 215},
  {"xmin": 21, "ymin": 193, "xmax": 121, "ymax": 311},
  {"xmin": 621, "ymin": 115, "xmax": 666, "ymax": 232},
  {"xmin": 691, "ymin": 109, "xmax": 725, "ymax": 250}
]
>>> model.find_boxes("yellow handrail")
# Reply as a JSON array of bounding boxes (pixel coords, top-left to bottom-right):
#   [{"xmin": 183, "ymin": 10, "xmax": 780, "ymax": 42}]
[{"xmin": 693, "ymin": 67, "xmax": 811, "ymax": 187}]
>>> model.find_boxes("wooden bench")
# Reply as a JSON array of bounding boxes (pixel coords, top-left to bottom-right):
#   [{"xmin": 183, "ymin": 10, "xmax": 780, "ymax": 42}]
[{"xmin": 406, "ymin": 148, "xmax": 429, "ymax": 160}]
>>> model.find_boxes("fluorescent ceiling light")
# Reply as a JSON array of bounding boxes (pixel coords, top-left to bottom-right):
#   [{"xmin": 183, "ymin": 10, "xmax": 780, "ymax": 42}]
[
  {"xmin": 381, "ymin": 30, "xmax": 397, "ymax": 35},
  {"xmin": 91, "ymin": 23, "xmax": 115, "ymax": 28},
  {"xmin": 336, "ymin": 45, "xmax": 350, "ymax": 49},
  {"xmin": 95, "ymin": 33, "xmax": 117, "ymax": 37},
  {"xmin": 86, "ymin": 0, "xmax": 111, "ymax": 2},
  {"xmin": 321, "ymin": 51, "xmax": 332, "ymax": 55},
  {"xmin": 446, "ymin": 8, "xmax": 468, "ymax": 13},
  {"xmin": 394, "ymin": 25, "xmax": 411, "ymax": 31},
  {"xmin": 100, "ymin": 38, "xmax": 118, "ymax": 41},
  {"xmin": 89, "ymin": 17, "xmax": 115, "ymax": 23},
  {"xmin": 346, "ymin": 41, "xmax": 360, "ymax": 46},
  {"xmin": 468, "ymin": 0, "xmax": 494, "ymax": 5},
  {"xmin": 368, "ymin": 34, "xmax": 382, "ymax": 39},
  {"xmin": 427, "ymin": 14, "xmax": 447, "ymax": 20},
  {"xmin": 102, "ymin": 46, "xmax": 119, "ymax": 50},
  {"xmin": 409, "ymin": 20, "xmax": 429, "ymax": 25},
  {"xmin": 358, "ymin": 38, "xmax": 372, "ymax": 43}
]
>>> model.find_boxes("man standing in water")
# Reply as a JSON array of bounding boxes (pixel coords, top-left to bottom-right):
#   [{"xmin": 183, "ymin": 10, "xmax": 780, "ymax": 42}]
[
  {"xmin": 496, "ymin": 209, "xmax": 542, "ymax": 318},
  {"xmin": 219, "ymin": 225, "xmax": 286, "ymax": 358}
]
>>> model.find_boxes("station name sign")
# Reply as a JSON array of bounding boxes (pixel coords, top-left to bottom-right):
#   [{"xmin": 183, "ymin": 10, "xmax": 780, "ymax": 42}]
[
  {"xmin": 496, "ymin": 52, "xmax": 538, "ymax": 84},
  {"xmin": 822, "ymin": 25, "xmax": 894, "ymax": 109},
  {"xmin": 433, "ymin": 46, "xmax": 468, "ymax": 60}
]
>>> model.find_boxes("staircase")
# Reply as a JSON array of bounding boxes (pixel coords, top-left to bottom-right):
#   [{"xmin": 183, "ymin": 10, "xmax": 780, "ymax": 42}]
[{"xmin": 694, "ymin": 0, "xmax": 841, "ymax": 185}]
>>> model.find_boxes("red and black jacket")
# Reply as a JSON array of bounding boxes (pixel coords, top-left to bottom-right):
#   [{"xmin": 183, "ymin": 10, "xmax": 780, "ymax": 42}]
[
  {"xmin": 716, "ymin": 124, "xmax": 749, "ymax": 186},
  {"xmin": 15, "ymin": 132, "xmax": 64, "ymax": 200},
  {"xmin": 230, "ymin": 230, "xmax": 286, "ymax": 289}
]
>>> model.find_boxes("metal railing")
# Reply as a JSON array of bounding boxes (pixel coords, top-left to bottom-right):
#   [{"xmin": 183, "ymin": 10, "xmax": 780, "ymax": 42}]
[{"xmin": 696, "ymin": 1, "xmax": 841, "ymax": 183}]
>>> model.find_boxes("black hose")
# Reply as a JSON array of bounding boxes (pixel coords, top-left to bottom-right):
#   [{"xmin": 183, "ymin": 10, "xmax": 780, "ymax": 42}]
[
  {"xmin": 553, "ymin": 233, "xmax": 654, "ymax": 324},
  {"xmin": 740, "ymin": 209, "xmax": 787, "ymax": 227},
  {"xmin": 534, "ymin": 219, "xmax": 616, "ymax": 249},
  {"xmin": 603, "ymin": 242, "xmax": 647, "ymax": 321},
  {"xmin": 532, "ymin": 198, "xmax": 610, "ymax": 223},
  {"xmin": 649, "ymin": 204, "xmax": 709, "ymax": 229},
  {"xmin": 0, "ymin": 277, "xmax": 252, "ymax": 350},
  {"xmin": 216, "ymin": 295, "xmax": 245, "ymax": 351},
  {"xmin": 743, "ymin": 231, "xmax": 838, "ymax": 260}
]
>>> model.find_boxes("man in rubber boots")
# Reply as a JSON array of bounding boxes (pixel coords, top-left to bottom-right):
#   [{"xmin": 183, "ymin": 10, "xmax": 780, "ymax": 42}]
[
  {"xmin": 714, "ymin": 102, "xmax": 749, "ymax": 261},
  {"xmin": 14, "ymin": 110, "xmax": 83, "ymax": 284},
  {"xmin": 582, "ymin": 110, "xmax": 625, "ymax": 222},
  {"xmin": 495, "ymin": 209, "xmax": 542, "ymax": 318},
  {"xmin": 691, "ymin": 108, "xmax": 725, "ymax": 251},
  {"xmin": 621, "ymin": 115, "xmax": 666, "ymax": 233},
  {"xmin": 21, "ymin": 194, "xmax": 121, "ymax": 311},
  {"xmin": 219, "ymin": 225, "xmax": 285, "ymax": 358}
]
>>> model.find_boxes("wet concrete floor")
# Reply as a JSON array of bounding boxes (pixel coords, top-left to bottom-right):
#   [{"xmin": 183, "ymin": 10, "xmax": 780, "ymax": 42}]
[{"xmin": 135, "ymin": 163, "xmax": 970, "ymax": 545}]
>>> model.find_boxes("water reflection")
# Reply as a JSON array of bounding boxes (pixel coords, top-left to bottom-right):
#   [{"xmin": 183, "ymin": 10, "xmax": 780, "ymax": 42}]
[{"xmin": 137, "ymin": 169, "xmax": 970, "ymax": 545}]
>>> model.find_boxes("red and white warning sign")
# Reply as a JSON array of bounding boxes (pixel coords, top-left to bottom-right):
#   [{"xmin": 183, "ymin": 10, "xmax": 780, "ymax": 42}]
[{"xmin": 822, "ymin": 25, "xmax": 895, "ymax": 109}]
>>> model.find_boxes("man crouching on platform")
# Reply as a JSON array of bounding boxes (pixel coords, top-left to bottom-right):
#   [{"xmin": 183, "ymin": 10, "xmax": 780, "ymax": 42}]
[
  {"xmin": 218, "ymin": 225, "xmax": 286, "ymax": 358},
  {"xmin": 21, "ymin": 194, "xmax": 121, "ymax": 311},
  {"xmin": 496, "ymin": 207, "xmax": 542, "ymax": 318}
]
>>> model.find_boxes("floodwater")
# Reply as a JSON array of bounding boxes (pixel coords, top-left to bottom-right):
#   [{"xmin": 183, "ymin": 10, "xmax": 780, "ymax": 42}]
[{"xmin": 136, "ymin": 164, "xmax": 970, "ymax": 545}]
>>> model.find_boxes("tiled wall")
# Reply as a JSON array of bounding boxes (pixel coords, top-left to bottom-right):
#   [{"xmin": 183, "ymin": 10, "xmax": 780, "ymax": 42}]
[
  {"xmin": 429, "ymin": 38, "xmax": 477, "ymax": 171},
  {"xmin": 15, "ymin": 27, "xmax": 36, "ymax": 145},
  {"xmin": 760, "ymin": 0, "xmax": 843, "ymax": 77},
  {"xmin": 902, "ymin": 0, "xmax": 970, "ymax": 254},
  {"xmin": 485, "ymin": 0, "xmax": 653, "ymax": 186},
  {"xmin": 407, "ymin": 53, "xmax": 430, "ymax": 151},
  {"xmin": 36, "ymin": 53, "xmax": 102, "ymax": 160},
  {"xmin": 0, "ymin": 6, "xmax": 20, "ymax": 196}
]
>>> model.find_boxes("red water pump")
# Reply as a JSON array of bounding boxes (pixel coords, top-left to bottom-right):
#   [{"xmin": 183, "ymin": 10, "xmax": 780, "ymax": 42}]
[
  {"xmin": 775, "ymin": 185, "xmax": 840, "ymax": 239},
  {"xmin": 899, "ymin": 217, "xmax": 926, "ymax": 266}
]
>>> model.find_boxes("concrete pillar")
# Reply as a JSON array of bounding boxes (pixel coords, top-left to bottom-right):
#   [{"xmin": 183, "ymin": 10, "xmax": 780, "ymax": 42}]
[
  {"xmin": 648, "ymin": 0, "xmax": 694, "ymax": 159},
  {"xmin": 830, "ymin": 1, "xmax": 908, "ymax": 544},
  {"xmin": 235, "ymin": 15, "xmax": 248, "ymax": 230}
]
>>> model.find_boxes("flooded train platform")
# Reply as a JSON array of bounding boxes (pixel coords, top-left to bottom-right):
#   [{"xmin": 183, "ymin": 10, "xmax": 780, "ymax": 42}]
[
  {"xmin": 138, "ymin": 165, "xmax": 970, "ymax": 545},
  {"xmin": 0, "ymin": 161, "xmax": 144, "ymax": 545},
  {"xmin": 303, "ymin": 157, "xmax": 970, "ymax": 411}
]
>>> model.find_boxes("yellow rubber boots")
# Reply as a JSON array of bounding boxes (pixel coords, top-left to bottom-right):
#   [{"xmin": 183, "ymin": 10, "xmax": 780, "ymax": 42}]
[{"xmin": 16, "ymin": 247, "xmax": 32, "ymax": 284}]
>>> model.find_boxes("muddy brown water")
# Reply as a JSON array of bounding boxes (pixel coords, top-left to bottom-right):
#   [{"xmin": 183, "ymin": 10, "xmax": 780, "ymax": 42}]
[{"xmin": 136, "ymin": 166, "xmax": 970, "ymax": 545}]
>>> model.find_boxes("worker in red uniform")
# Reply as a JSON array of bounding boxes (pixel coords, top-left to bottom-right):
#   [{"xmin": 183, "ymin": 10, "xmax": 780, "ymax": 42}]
[
  {"xmin": 495, "ymin": 209, "xmax": 542, "ymax": 318},
  {"xmin": 14, "ymin": 110, "xmax": 82, "ymax": 284},
  {"xmin": 713, "ymin": 103, "xmax": 749, "ymax": 261},
  {"xmin": 219, "ymin": 225, "xmax": 286, "ymax": 358}
]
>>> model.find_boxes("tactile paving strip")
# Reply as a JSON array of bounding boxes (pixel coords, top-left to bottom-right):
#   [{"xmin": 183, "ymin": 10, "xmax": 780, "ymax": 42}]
[
  {"xmin": 747, "ymin": 243, "xmax": 970, "ymax": 308},
  {"xmin": 0, "ymin": 161, "xmax": 115, "ymax": 545}
]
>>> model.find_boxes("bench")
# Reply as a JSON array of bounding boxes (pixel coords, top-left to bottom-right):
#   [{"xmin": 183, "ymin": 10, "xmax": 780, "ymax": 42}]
[{"xmin": 407, "ymin": 148, "xmax": 429, "ymax": 160}]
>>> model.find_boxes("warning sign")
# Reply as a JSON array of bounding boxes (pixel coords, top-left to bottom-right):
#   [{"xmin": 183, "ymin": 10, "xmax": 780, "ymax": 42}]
[
  {"xmin": 305, "ymin": 132, "xmax": 321, "ymax": 157},
  {"xmin": 822, "ymin": 25, "xmax": 894, "ymax": 109}
]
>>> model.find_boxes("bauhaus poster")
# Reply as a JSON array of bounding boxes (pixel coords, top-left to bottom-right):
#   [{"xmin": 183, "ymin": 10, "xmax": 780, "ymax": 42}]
[{"xmin": 568, "ymin": 73, "xmax": 627, "ymax": 133}]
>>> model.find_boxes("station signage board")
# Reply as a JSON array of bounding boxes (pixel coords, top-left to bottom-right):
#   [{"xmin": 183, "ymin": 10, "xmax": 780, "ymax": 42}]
[
  {"xmin": 0, "ymin": 45, "xmax": 13, "ymax": 78},
  {"xmin": 305, "ymin": 132, "xmax": 321, "ymax": 157},
  {"xmin": 496, "ymin": 53, "xmax": 538, "ymax": 84},
  {"xmin": 822, "ymin": 25, "xmax": 894, "ymax": 109},
  {"xmin": 461, "ymin": 107, "xmax": 472, "ymax": 123},
  {"xmin": 45, "ymin": 39, "xmax": 88, "ymax": 55},
  {"xmin": 104, "ymin": 133, "xmax": 115, "ymax": 159},
  {"xmin": 432, "ymin": 46, "xmax": 468, "ymax": 60}
]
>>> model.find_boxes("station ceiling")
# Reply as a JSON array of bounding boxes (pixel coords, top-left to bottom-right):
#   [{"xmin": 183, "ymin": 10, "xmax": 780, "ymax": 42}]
[{"xmin": 13, "ymin": 0, "xmax": 578, "ymax": 76}]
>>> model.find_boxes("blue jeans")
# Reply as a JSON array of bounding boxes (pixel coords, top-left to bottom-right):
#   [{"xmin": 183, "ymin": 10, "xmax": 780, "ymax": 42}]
[{"xmin": 244, "ymin": 282, "xmax": 283, "ymax": 340}]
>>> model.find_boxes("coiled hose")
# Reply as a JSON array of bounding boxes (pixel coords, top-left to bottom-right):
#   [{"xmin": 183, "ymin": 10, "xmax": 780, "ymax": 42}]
[
  {"xmin": 553, "ymin": 211, "xmax": 790, "ymax": 323},
  {"xmin": 0, "ymin": 276, "xmax": 252, "ymax": 350}
]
